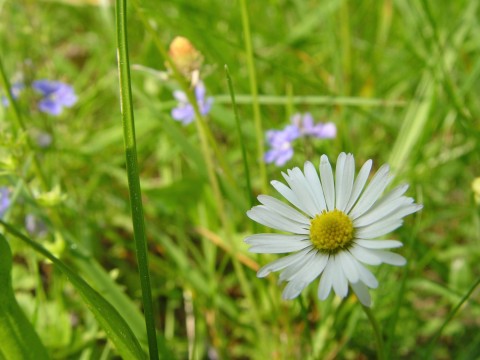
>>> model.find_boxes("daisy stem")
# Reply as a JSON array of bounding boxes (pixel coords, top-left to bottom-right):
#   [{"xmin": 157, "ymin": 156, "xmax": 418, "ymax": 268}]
[
  {"xmin": 224, "ymin": 65, "xmax": 254, "ymax": 209},
  {"xmin": 297, "ymin": 296, "xmax": 313, "ymax": 349},
  {"xmin": 361, "ymin": 304, "xmax": 386, "ymax": 360},
  {"xmin": 239, "ymin": 0, "xmax": 268, "ymax": 194},
  {"xmin": 115, "ymin": 1, "xmax": 159, "ymax": 359}
]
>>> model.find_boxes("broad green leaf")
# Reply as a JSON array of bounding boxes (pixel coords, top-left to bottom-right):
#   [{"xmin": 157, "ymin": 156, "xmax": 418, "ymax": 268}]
[
  {"xmin": 0, "ymin": 222, "xmax": 146, "ymax": 360},
  {"xmin": 0, "ymin": 234, "xmax": 50, "ymax": 360}
]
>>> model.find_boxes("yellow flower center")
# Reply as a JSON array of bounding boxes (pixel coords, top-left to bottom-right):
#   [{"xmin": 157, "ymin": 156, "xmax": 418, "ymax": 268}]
[{"xmin": 310, "ymin": 209, "xmax": 354, "ymax": 254}]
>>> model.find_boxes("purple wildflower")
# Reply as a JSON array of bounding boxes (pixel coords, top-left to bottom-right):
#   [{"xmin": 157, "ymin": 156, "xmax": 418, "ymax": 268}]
[
  {"xmin": 0, "ymin": 187, "xmax": 10, "ymax": 219},
  {"xmin": 264, "ymin": 125, "xmax": 300, "ymax": 166},
  {"xmin": 32, "ymin": 80, "xmax": 77, "ymax": 116},
  {"xmin": 291, "ymin": 112, "xmax": 337, "ymax": 139},
  {"xmin": 171, "ymin": 81, "xmax": 213, "ymax": 125},
  {"xmin": 2, "ymin": 83, "xmax": 24, "ymax": 106},
  {"xmin": 264, "ymin": 113, "xmax": 337, "ymax": 167}
]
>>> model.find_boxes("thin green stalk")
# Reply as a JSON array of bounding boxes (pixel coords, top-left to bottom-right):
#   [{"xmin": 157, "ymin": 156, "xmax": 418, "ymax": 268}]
[
  {"xmin": 425, "ymin": 276, "xmax": 480, "ymax": 358},
  {"xmin": 213, "ymin": 94, "xmax": 406, "ymax": 106},
  {"xmin": 0, "ymin": 56, "xmax": 48, "ymax": 189},
  {"xmin": 130, "ymin": 3, "xmax": 265, "ymax": 345},
  {"xmin": 239, "ymin": 0, "xmax": 267, "ymax": 194},
  {"xmin": 224, "ymin": 65, "xmax": 254, "ymax": 208},
  {"xmin": 361, "ymin": 305, "xmax": 386, "ymax": 360},
  {"xmin": 115, "ymin": 1, "xmax": 159, "ymax": 359}
]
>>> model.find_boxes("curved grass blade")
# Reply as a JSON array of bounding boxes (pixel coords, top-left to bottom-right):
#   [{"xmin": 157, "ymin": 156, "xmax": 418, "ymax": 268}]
[
  {"xmin": 0, "ymin": 234, "xmax": 50, "ymax": 360},
  {"xmin": 0, "ymin": 221, "xmax": 146, "ymax": 360}
]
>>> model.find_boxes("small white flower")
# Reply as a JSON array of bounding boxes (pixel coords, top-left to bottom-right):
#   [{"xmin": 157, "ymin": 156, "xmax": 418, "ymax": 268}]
[{"xmin": 245, "ymin": 153, "xmax": 422, "ymax": 306}]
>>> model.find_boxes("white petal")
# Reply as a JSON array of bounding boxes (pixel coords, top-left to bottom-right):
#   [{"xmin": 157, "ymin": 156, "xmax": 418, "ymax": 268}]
[
  {"xmin": 319, "ymin": 155, "xmax": 335, "ymax": 211},
  {"xmin": 247, "ymin": 206, "xmax": 310, "ymax": 234},
  {"xmin": 373, "ymin": 184, "xmax": 410, "ymax": 208},
  {"xmin": 283, "ymin": 168, "xmax": 319, "ymax": 217},
  {"xmin": 338, "ymin": 251, "xmax": 360, "ymax": 283},
  {"xmin": 355, "ymin": 218, "xmax": 403, "ymax": 239},
  {"xmin": 353, "ymin": 260, "xmax": 379, "ymax": 289},
  {"xmin": 258, "ymin": 195, "xmax": 310, "ymax": 225},
  {"xmin": 355, "ymin": 239, "xmax": 403, "ymax": 249},
  {"xmin": 369, "ymin": 203, "xmax": 423, "ymax": 225},
  {"xmin": 303, "ymin": 161, "xmax": 327, "ymax": 212},
  {"xmin": 279, "ymin": 249, "xmax": 317, "ymax": 282},
  {"xmin": 350, "ymin": 164, "xmax": 392, "ymax": 219},
  {"xmin": 351, "ymin": 281, "xmax": 371, "ymax": 307},
  {"xmin": 331, "ymin": 255, "xmax": 349, "ymax": 298},
  {"xmin": 271, "ymin": 180, "xmax": 303, "ymax": 212},
  {"xmin": 350, "ymin": 245, "xmax": 382, "ymax": 265},
  {"xmin": 337, "ymin": 154, "xmax": 355, "ymax": 212},
  {"xmin": 317, "ymin": 256, "xmax": 335, "ymax": 300},
  {"xmin": 288, "ymin": 253, "xmax": 329, "ymax": 283},
  {"xmin": 373, "ymin": 250, "xmax": 406, "ymax": 266},
  {"xmin": 281, "ymin": 253, "xmax": 328, "ymax": 299},
  {"xmin": 345, "ymin": 159, "xmax": 372, "ymax": 213},
  {"xmin": 245, "ymin": 233, "xmax": 311, "ymax": 253},
  {"xmin": 257, "ymin": 247, "xmax": 313, "ymax": 277},
  {"xmin": 282, "ymin": 280, "xmax": 309, "ymax": 300},
  {"xmin": 334, "ymin": 153, "xmax": 347, "ymax": 211},
  {"xmin": 353, "ymin": 196, "xmax": 412, "ymax": 227}
]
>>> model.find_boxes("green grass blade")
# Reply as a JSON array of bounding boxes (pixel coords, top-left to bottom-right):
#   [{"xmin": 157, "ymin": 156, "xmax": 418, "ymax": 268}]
[
  {"xmin": 115, "ymin": 1, "xmax": 159, "ymax": 358},
  {"xmin": 0, "ymin": 234, "xmax": 50, "ymax": 360},
  {"xmin": 71, "ymin": 255, "xmax": 174, "ymax": 358},
  {"xmin": 225, "ymin": 65, "xmax": 254, "ymax": 208},
  {"xmin": 0, "ymin": 222, "xmax": 146, "ymax": 359},
  {"xmin": 388, "ymin": 73, "xmax": 434, "ymax": 173},
  {"xmin": 239, "ymin": 0, "xmax": 267, "ymax": 193},
  {"xmin": 425, "ymin": 276, "xmax": 480, "ymax": 358}
]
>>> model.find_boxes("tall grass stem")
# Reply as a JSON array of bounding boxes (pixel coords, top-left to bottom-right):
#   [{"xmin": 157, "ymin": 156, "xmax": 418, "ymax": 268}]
[
  {"xmin": 225, "ymin": 65, "xmax": 254, "ymax": 208},
  {"xmin": 115, "ymin": 1, "xmax": 159, "ymax": 358},
  {"xmin": 239, "ymin": 0, "xmax": 267, "ymax": 193}
]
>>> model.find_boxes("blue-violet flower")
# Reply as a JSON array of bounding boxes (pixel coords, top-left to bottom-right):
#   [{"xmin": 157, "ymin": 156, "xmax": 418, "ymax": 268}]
[
  {"xmin": 0, "ymin": 187, "xmax": 11, "ymax": 219},
  {"xmin": 32, "ymin": 80, "xmax": 77, "ymax": 116},
  {"xmin": 264, "ymin": 125, "xmax": 300, "ymax": 166},
  {"xmin": 292, "ymin": 112, "xmax": 337, "ymax": 139},
  {"xmin": 171, "ymin": 81, "xmax": 213, "ymax": 125}
]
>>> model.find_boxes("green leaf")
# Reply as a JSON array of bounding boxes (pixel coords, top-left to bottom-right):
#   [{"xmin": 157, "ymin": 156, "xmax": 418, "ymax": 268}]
[
  {"xmin": 0, "ymin": 234, "xmax": 50, "ymax": 360},
  {"xmin": 0, "ymin": 222, "xmax": 146, "ymax": 360}
]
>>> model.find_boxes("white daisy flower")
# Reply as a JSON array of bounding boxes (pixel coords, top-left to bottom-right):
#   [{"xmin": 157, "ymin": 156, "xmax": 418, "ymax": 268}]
[{"xmin": 245, "ymin": 153, "xmax": 422, "ymax": 306}]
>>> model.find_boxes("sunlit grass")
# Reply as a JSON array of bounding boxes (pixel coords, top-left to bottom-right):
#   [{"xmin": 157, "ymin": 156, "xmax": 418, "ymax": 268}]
[{"xmin": 0, "ymin": 0, "xmax": 479, "ymax": 359}]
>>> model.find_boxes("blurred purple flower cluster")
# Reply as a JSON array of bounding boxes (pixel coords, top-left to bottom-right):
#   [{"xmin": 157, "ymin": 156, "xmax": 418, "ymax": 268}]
[
  {"xmin": 2, "ymin": 79, "xmax": 77, "ymax": 116},
  {"xmin": 0, "ymin": 187, "xmax": 10, "ymax": 219},
  {"xmin": 171, "ymin": 81, "xmax": 213, "ymax": 125},
  {"xmin": 265, "ymin": 113, "xmax": 336, "ymax": 166}
]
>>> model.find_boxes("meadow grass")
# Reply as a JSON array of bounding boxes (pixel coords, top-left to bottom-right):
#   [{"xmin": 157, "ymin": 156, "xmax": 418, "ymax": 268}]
[{"xmin": 0, "ymin": 0, "xmax": 479, "ymax": 359}]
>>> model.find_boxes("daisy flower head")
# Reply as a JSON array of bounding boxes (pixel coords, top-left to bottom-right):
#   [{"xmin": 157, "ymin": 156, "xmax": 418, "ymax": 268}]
[{"xmin": 245, "ymin": 153, "xmax": 422, "ymax": 306}]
